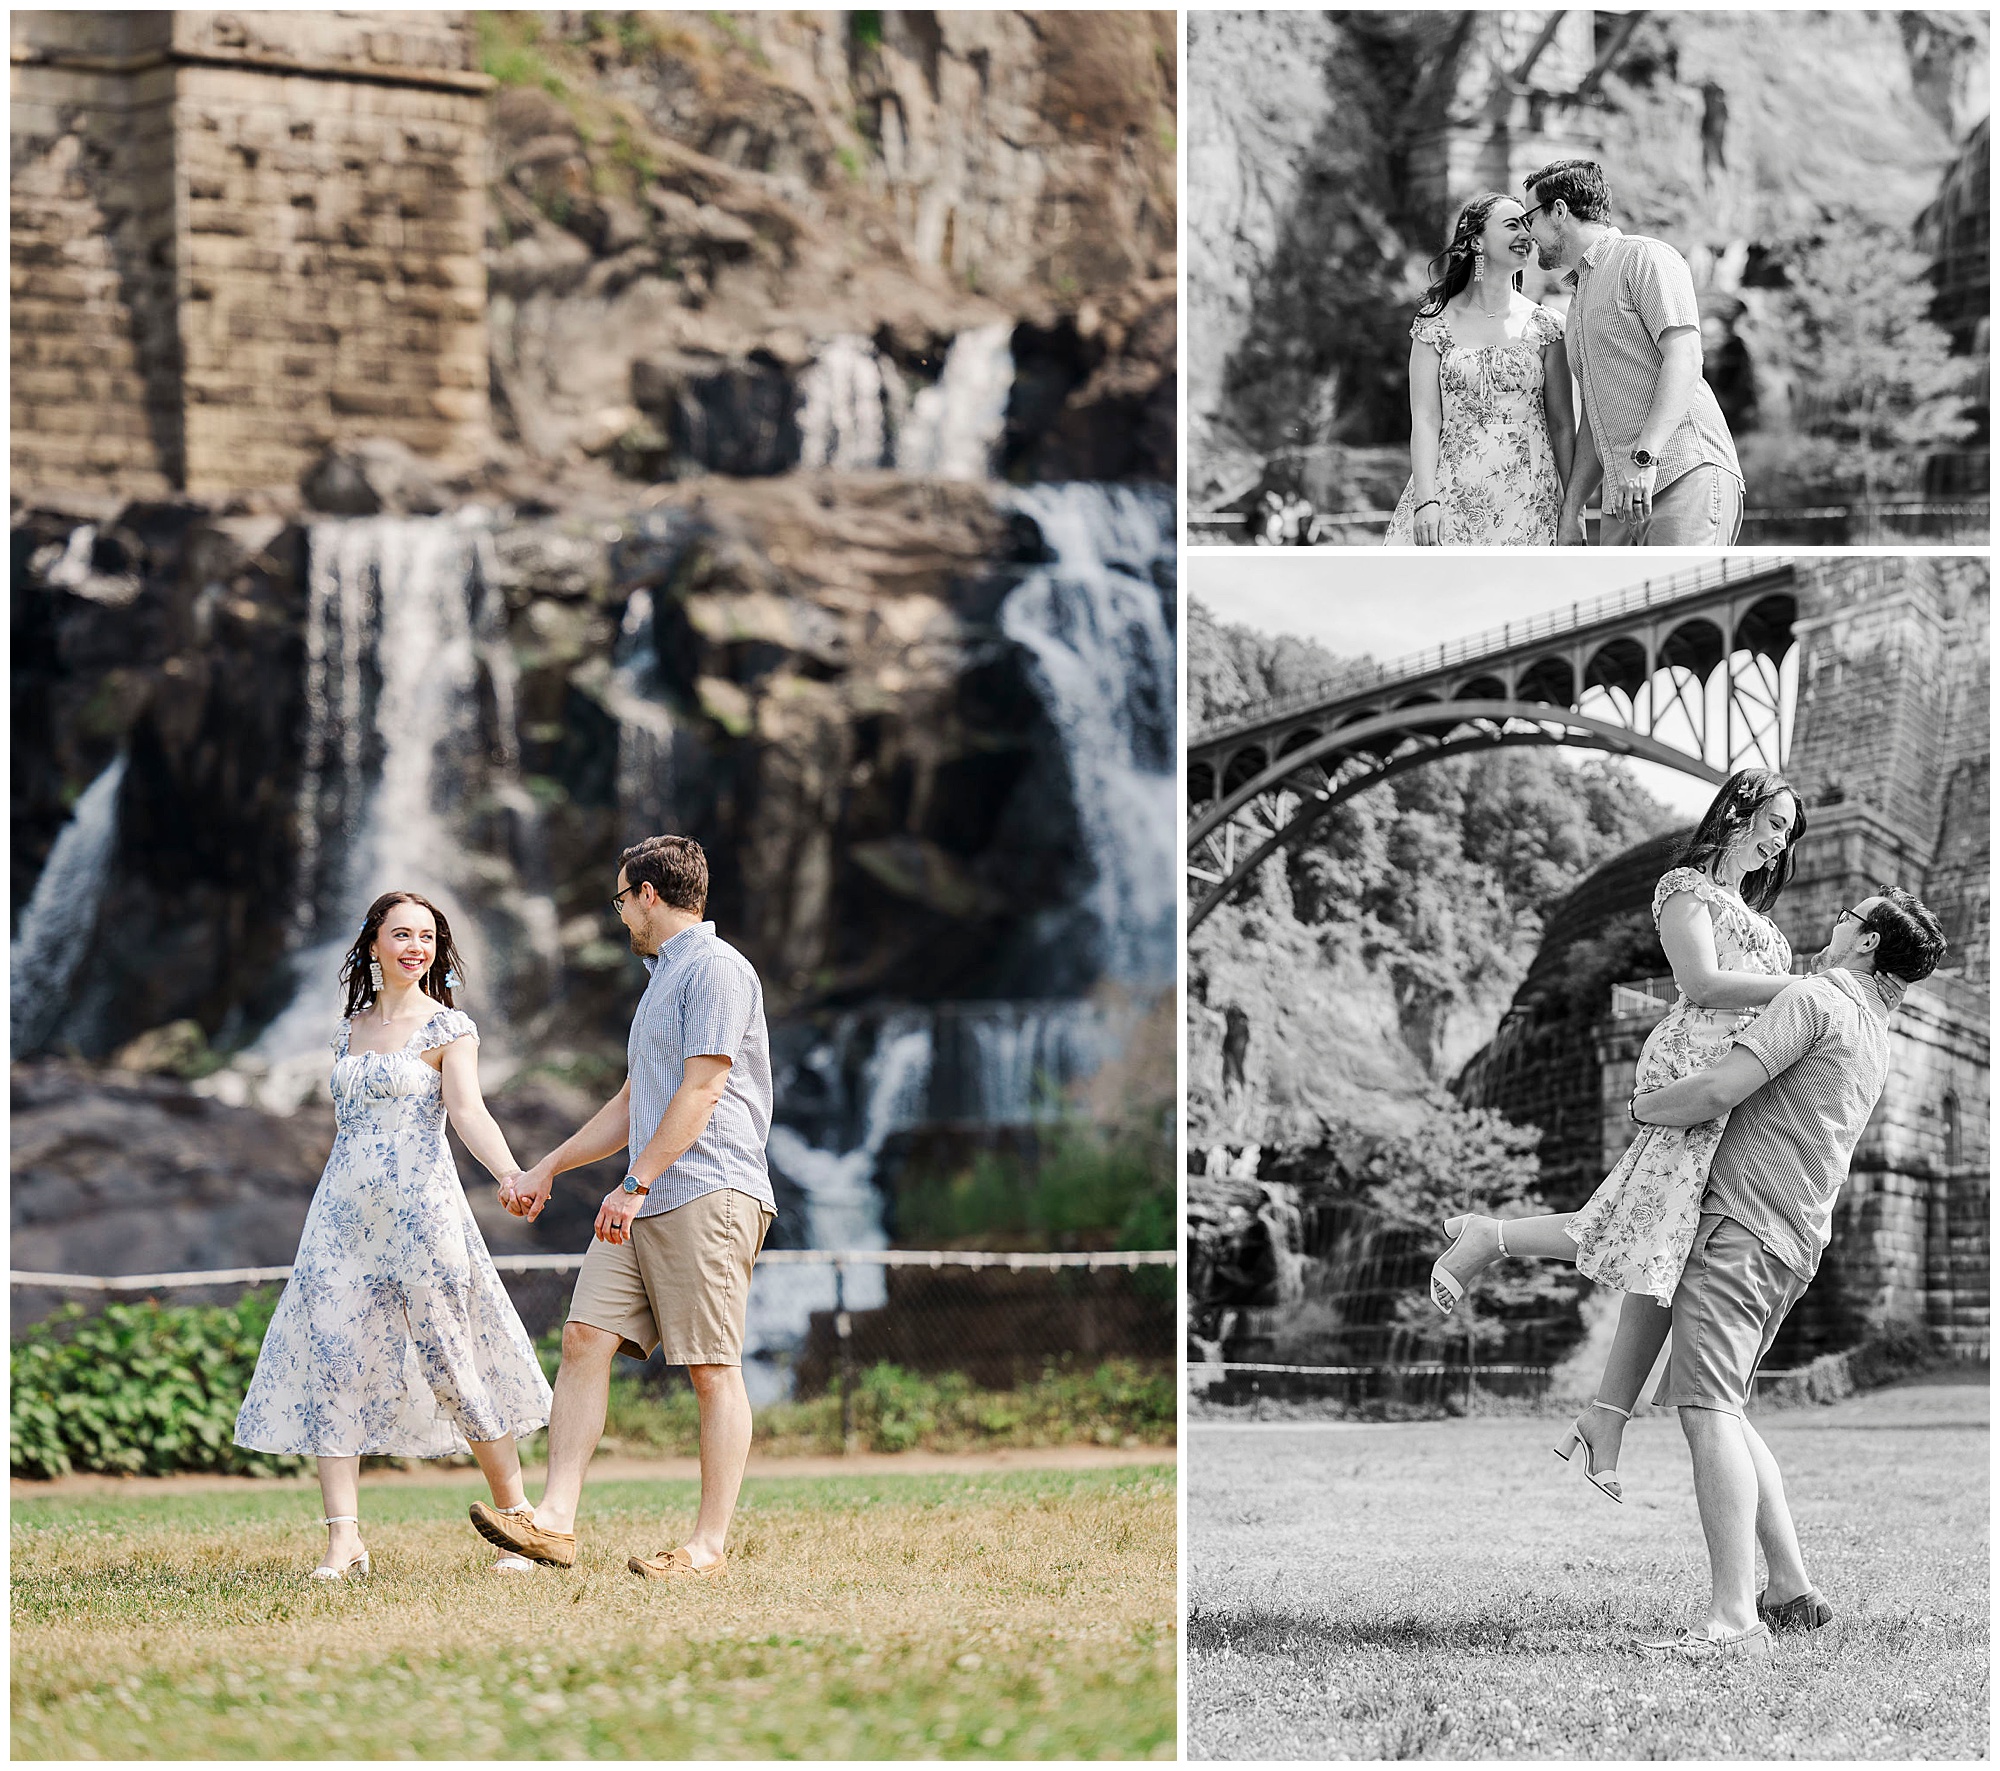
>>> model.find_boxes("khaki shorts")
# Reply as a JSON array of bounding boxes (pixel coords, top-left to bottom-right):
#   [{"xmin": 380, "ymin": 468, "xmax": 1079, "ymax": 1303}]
[
  {"xmin": 1655, "ymin": 1213, "xmax": 1808, "ymax": 1417},
  {"xmin": 567, "ymin": 1187, "xmax": 775, "ymax": 1365}
]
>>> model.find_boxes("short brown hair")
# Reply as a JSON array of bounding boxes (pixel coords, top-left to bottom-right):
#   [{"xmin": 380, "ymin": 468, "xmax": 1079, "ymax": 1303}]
[
  {"xmin": 1523, "ymin": 158, "xmax": 1611, "ymax": 223},
  {"xmin": 620, "ymin": 834, "xmax": 708, "ymax": 914}
]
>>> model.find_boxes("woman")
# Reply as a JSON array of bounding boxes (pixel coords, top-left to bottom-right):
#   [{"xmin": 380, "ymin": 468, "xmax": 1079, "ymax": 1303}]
[
  {"xmin": 1427, "ymin": 771, "xmax": 1805, "ymax": 1498},
  {"xmin": 235, "ymin": 891, "xmax": 553, "ymax": 1577},
  {"xmin": 1386, "ymin": 193, "xmax": 1576, "ymax": 546}
]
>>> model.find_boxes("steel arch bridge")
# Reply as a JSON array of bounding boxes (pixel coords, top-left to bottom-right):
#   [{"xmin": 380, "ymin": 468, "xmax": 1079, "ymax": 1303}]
[{"xmin": 1188, "ymin": 557, "xmax": 1800, "ymax": 929}]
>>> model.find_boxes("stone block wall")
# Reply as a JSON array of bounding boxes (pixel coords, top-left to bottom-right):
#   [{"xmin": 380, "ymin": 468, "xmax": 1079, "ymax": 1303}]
[
  {"xmin": 11, "ymin": 10, "xmax": 491, "ymax": 503},
  {"xmin": 11, "ymin": 15, "xmax": 182, "ymax": 498}
]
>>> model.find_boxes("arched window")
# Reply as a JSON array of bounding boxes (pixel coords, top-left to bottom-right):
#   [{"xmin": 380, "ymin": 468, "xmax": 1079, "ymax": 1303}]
[{"xmin": 1942, "ymin": 1091, "xmax": 1961, "ymax": 1169}]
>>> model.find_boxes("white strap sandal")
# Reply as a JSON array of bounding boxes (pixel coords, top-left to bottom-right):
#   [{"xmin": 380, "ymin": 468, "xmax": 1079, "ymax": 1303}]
[
  {"xmin": 1553, "ymin": 1399, "xmax": 1631, "ymax": 1503},
  {"xmin": 1429, "ymin": 1215, "xmax": 1505, "ymax": 1317},
  {"xmin": 312, "ymin": 1516, "xmax": 371, "ymax": 1580}
]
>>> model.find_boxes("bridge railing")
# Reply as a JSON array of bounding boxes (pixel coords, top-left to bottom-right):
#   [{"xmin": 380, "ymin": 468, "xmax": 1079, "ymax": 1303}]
[{"xmin": 1194, "ymin": 554, "xmax": 1791, "ymax": 745}]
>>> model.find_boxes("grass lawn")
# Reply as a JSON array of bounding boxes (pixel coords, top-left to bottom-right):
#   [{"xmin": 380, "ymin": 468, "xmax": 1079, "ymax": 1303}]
[
  {"xmin": 1187, "ymin": 1380, "xmax": 1987, "ymax": 1759},
  {"xmin": 13, "ymin": 1464, "xmax": 1175, "ymax": 1759}
]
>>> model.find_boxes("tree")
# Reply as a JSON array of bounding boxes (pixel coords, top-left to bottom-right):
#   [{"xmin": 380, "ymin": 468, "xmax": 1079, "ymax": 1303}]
[
  {"xmin": 1358, "ymin": 1098, "xmax": 1582, "ymax": 1357},
  {"xmin": 1782, "ymin": 218, "xmax": 1977, "ymax": 518}
]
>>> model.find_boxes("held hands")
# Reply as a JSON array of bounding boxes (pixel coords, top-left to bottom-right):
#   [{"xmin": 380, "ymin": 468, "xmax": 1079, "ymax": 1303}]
[
  {"xmin": 594, "ymin": 1185, "xmax": 644, "ymax": 1246},
  {"xmin": 1556, "ymin": 510, "xmax": 1589, "ymax": 547},
  {"xmin": 500, "ymin": 1158, "xmax": 556, "ymax": 1221}
]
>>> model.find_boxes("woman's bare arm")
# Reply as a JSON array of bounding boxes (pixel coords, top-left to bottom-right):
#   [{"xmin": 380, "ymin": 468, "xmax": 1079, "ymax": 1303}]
[
  {"xmin": 1657, "ymin": 891, "xmax": 1795, "ymax": 1011},
  {"xmin": 437, "ymin": 1037, "xmax": 523, "ymax": 1182},
  {"xmin": 1407, "ymin": 339, "xmax": 1444, "ymax": 542},
  {"xmin": 1543, "ymin": 340, "xmax": 1576, "ymax": 488}
]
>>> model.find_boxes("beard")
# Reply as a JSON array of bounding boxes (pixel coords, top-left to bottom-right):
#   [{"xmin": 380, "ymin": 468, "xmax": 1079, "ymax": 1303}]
[
  {"xmin": 1534, "ymin": 239, "xmax": 1567, "ymax": 272},
  {"xmin": 1808, "ymin": 944, "xmax": 1835, "ymax": 974}
]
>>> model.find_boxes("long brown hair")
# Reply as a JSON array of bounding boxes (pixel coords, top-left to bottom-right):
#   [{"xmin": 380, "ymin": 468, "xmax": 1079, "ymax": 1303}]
[
  {"xmin": 1677, "ymin": 769, "xmax": 1807, "ymax": 915},
  {"xmin": 340, "ymin": 890, "xmax": 465, "ymax": 1016},
  {"xmin": 1416, "ymin": 192, "xmax": 1523, "ymax": 319}
]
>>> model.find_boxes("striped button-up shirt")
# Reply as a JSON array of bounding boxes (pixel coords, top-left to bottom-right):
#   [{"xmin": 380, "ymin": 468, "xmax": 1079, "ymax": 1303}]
[
  {"xmin": 1703, "ymin": 967, "xmax": 1901, "ymax": 1280},
  {"xmin": 1565, "ymin": 228, "xmax": 1742, "ymax": 494},
  {"xmin": 627, "ymin": 921, "xmax": 775, "ymax": 1219}
]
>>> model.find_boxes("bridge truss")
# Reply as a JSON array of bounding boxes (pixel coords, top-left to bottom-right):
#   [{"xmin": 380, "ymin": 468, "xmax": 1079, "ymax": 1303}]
[{"xmin": 1187, "ymin": 558, "xmax": 1800, "ymax": 929}]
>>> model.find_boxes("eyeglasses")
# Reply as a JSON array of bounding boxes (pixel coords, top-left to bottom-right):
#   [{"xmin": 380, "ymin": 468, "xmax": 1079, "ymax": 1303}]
[
  {"xmin": 610, "ymin": 885, "xmax": 637, "ymax": 913},
  {"xmin": 1834, "ymin": 906, "xmax": 1872, "ymax": 929},
  {"xmin": 1519, "ymin": 202, "xmax": 1547, "ymax": 225}
]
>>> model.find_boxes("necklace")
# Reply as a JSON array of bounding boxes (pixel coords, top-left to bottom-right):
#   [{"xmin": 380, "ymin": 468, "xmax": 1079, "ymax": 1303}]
[{"xmin": 1468, "ymin": 278, "xmax": 1512, "ymax": 319}]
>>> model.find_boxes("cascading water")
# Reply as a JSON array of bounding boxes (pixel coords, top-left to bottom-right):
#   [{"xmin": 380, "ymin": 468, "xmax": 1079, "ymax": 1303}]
[
  {"xmin": 1000, "ymin": 483, "xmax": 1177, "ymax": 987},
  {"xmin": 209, "ymin": 514, "xmax": 526, "ymax": 1111},
  {"xmin": 795, "ymin": 335, "xmax": 894, "ymax": 471},
  {"xmin": 11, "ymin": 753, "xmax": 128, "ymax": 1054},
  {"xmin": 745, "ymin": 1011, "xmax": 935, "ymax": 1400},
  {"xmin": 896, "ymin": 322, "xmax": 1014, "ymax": 480}
]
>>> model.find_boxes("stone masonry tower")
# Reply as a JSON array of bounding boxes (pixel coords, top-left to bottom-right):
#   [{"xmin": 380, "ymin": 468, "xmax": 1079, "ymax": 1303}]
[
  {"xmin": 11, "ymin": 11, "xmax": 491, "ymax": 502},
  {"xmin": 1770, "ymin": 556, "xmax": 1990, "ymax": 1357}
]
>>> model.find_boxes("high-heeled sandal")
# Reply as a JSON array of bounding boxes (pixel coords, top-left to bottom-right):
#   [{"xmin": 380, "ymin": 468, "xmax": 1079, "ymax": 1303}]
[
  {"xmin": 1429, "ymin": 1215, "xmax": 1504, "ymax": 1317},
  {"xmin": 311, "ymin": 1515, "xmax": 371, "ymax": 1580},
  {"xmin": 1553, "ymin": 1399, "xmax": 1630, "ymax": 1503},
  {"xmin": 489, "ymin": 1503, "xmax": 538, "ymax": 1574}
]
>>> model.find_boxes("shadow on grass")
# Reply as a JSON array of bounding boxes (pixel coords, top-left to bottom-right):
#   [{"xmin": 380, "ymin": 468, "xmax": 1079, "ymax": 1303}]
[{"xmin": 1186, "ymin": 1602, "xmax": 1621, "ymax": 1658}]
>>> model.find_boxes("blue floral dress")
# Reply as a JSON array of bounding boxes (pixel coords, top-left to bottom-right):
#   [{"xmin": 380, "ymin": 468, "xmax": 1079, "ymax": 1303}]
[
  {"xmin": 234, "ymin": 1007, "xmax": 551, "ymax": 1457},
  {"xmin": 1569, "ymin": 869, "xmax": 1793, "ymax": 1304},
  {"xmin": 1386, "ymin": 305, "xmax": 1566, "ymax": 546}
]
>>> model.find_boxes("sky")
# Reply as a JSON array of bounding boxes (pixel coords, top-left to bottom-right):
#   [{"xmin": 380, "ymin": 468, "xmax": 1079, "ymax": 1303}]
[{"xmin": 1186, "ymin": 554, "xmax": 1791, "ymax": 819}]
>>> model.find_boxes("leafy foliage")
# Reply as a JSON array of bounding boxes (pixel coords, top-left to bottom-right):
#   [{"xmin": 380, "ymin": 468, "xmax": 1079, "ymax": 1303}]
[
  {"xmin": 11, "ymin": 1294, "xmax": 306, "ymax": 1480},
  {"xmin": 585, "ymin": 1357, "xmax": 1175, "ymax": 1456},
  {"xmin": 1764, "ymin": 217, "xmax": 1977, "ymax": 502},
  {"xmin": 891, "ymin": 1118, "xmax": 1174, "ymax": 1253},
  {"xmin": 1354, "ymin": 1100, "xmax": 1582, "ymax": 1354}
]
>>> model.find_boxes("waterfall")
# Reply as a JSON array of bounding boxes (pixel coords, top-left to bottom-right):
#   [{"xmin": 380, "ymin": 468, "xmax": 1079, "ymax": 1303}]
[
  {"xmin": 1000, "ymin": 483, "xmax": 1177, "ymax": 986},
  {"xmin": 11, "ymin": 754, "xmax": 128, "ymax": 1054},
  {"xmin": 605, "ymin": 588, "xmax": 687, "ymax": 845},
  {"xmin": 934, "ymin": 999, "xmax": 1121, "ymax": 1124},
  {"xmin": 896, "ymin": 322, "xmax": 1014, "ymax": 481},
  {"xmin": 746, "ymin": 1011, "xmax": 935, "ymax": 1400},
  {"xmin": 211, "ymin": 514, "xmax": 508, "ymax": 1110},
  {"xmin": 795, "ymin": 335, "xmax": 894, "ymax": 470}
]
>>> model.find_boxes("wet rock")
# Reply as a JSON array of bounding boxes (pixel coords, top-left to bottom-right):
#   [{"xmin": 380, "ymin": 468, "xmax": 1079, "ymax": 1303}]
[{"xmin": 301, "ymin": 438, "xmax": 447, "ymax": 517}]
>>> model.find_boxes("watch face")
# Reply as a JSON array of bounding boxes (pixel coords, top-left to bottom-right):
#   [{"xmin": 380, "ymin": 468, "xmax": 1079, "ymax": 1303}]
[{"xmin": 622, "ymin": 1177, "xmax": 640, "ymax": 1193}]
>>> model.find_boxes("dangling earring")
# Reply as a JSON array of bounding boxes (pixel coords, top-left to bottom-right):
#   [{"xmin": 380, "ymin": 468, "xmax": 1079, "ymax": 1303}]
[
  {"xmin": 443, "ymin": 968, "xmax": 461, "ymax": 990},
  {"xmin": 368, "ymin": 957, "xmax": 384, "ymax": 993}
]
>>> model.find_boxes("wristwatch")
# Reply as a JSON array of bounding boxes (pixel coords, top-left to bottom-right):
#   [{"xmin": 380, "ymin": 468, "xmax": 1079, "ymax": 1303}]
[
  {"xmin": 1630, "ymin": 448, "xmax": 1657, "ymax": 468},
  {"xmin": 621, "ymin": 1175, "xmax": 650, "ymax": 1196}
]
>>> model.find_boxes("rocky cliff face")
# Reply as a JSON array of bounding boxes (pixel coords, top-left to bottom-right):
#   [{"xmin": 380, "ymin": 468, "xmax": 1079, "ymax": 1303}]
[{"xmin": 481, "ymin": 10, "xmax": 1175, "ymax": 495}]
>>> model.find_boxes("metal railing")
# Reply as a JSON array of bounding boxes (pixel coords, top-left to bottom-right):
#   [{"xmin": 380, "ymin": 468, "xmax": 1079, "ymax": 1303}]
[{"xmin": 1195, "ymin": 554, "xmax": 1788, "ymax": 742}]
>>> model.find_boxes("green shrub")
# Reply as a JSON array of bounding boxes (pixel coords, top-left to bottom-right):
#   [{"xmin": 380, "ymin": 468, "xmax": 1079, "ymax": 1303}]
[
  {"xmin": 893, "ymin": 1119, "xmax": 1173, "ymax": 1252},
  {"xmin": 569, "ymin": 1356, "xmax": 1174, "ymax": 1457},
  {"xmin": 11, "ymin": 1293, "xmax": 306, "ymax": 1480}
]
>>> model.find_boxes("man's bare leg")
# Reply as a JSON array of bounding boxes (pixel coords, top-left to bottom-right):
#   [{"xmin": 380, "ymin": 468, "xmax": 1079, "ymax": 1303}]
[
  {"xmin": 533, "ymin": 1321, "xmax": 621, "ymax": 1535},
  {"xmin": 1680, "ymin": 1404, "xmax": 1761, "ymax": 1636},
  {"xmin": 684, "ymin": 1362, "xmax": 753, "ymax": 1568},
  {"xmin": 1741, "ymin": 1415, "xmax": 1814, "ymax": 1605}
]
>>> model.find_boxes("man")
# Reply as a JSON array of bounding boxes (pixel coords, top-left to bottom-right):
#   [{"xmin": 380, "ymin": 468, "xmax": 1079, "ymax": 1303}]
[
  {"xmin": 1520, "ymin": 158, "xmax": 1745, "ymax": 547},
  {"xmin": 471, "ymin": 834, "xmax": 776, "ymax": 1579},
  {"xmin": 1629, "ymin": 887, "xmax": 1948, "ymax": 1660}
]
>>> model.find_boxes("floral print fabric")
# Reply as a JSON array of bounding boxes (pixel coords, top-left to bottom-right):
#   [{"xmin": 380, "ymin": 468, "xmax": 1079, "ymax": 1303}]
[
  {"xmin": 234, "ymin": 1007, "xmax": 552, "ymax": 1457},
  {"xmin": 1569, "ymin": 868, "xmax": 1794, "ymax": 1304},
  {"xmin": 1386, "ymin": 306, "xmax": 1566, "ymax": 546}
]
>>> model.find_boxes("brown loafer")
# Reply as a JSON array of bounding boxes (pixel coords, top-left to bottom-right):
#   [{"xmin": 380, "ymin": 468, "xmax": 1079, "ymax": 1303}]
[
  {"xmin": 469, "ymin": 1501, "xmax": 576, "ymax": 1569},
  {"xmin": 628, "ymin": 1546, "xmax": 726, "ymax": 1581}
]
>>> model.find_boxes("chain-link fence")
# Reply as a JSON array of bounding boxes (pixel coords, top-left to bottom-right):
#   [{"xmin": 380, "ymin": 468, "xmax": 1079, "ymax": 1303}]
[{"xmin": 12, "ymin": 1249, "xmax": 1177, "ymax": 1402}]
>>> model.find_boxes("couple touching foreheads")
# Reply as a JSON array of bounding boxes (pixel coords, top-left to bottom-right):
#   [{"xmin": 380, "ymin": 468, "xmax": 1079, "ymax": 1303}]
[
  {"xmin": 234, "ymin": 834, "xmax": 777, "ymax": 1582},
  {"xmin": 1388, "ymin": 157, "xmax": 1744, "ymax": 549},
  {"xmin": 1429, "ymin": 770, "xmax": 1948, "ymax": 1660}
]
